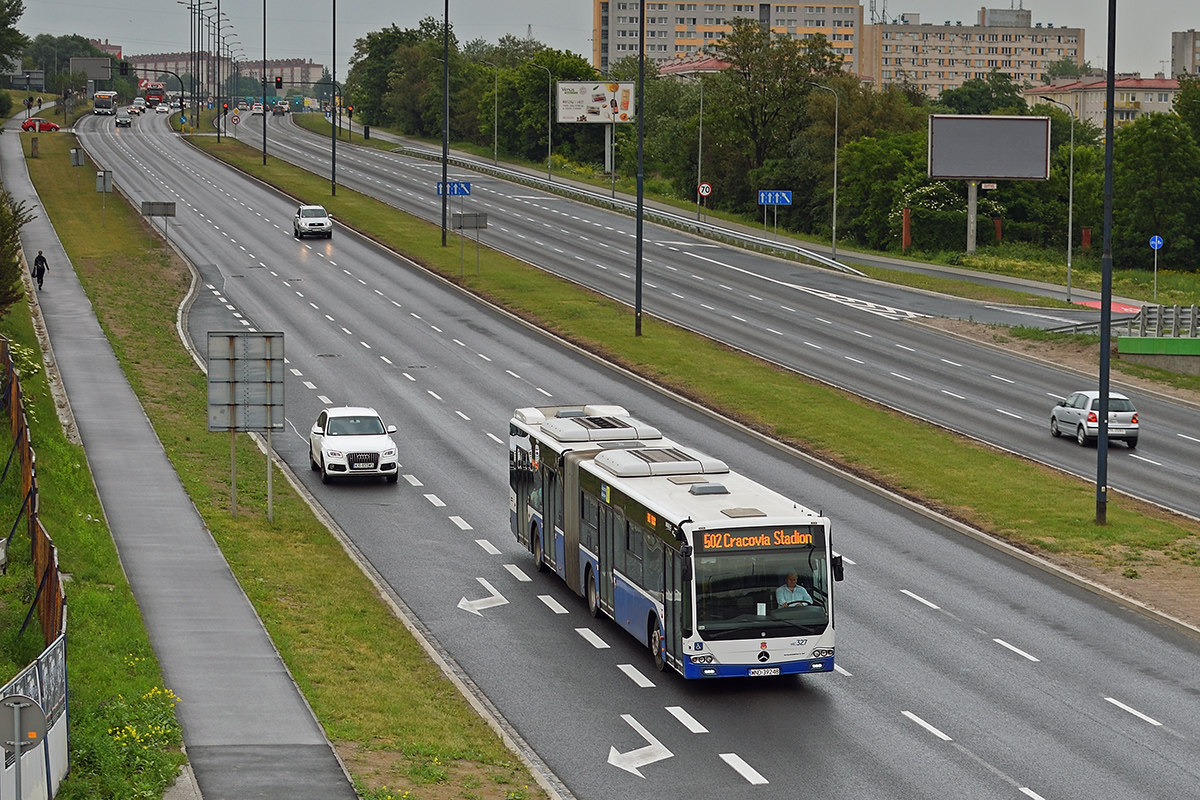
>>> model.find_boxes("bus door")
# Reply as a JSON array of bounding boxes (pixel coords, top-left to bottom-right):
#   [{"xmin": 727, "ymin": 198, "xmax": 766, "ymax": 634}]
[
  {"xmin": 599, "ymin": 505, "xmax": 620, "ymax": 613},
  {"xmin": 663, "ymin": 547, "xmax": 684, "ymax": 669},
  {"xmin": 541, "ymin": 462, "xmax": 560, "ymax": 572},
  {"xmin": 561, "ymin": 452, "xmax": 584, "ymax": 594}
]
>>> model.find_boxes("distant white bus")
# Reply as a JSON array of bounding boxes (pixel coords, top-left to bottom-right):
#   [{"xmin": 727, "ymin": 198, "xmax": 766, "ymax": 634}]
[{"xmin": 93, "ymin": 90, "xmax": 118, "ymax": 115}]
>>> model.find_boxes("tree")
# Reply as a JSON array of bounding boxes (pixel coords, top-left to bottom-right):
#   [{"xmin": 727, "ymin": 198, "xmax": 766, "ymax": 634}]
[
  {"xmin": 838, "ymin": 131, "xmax": 927, "ymax": 250},
  {"xmin": 711, "ymin": 21, "xmax": 842, "ymax": 172},
  {"xmin": 938, "ymin": 71, "xmax": 1026, "ymax": 115},
  {"xmin": 0, "ymin": 189, "xmax": 35, "ymax": 317},
  {"xmin": 462, "ymin": 33, "xmax": 545, "ymax": 67},
  {"xmin": 1175, "ymin": 74, "xmax": 1200, "ymax": 145},
  {"xmin": 345, "ymin": 18, "xmax": 449, "ymax": 126},
  {"xmin": 0, "ymin": 0, "xmax": 29, "ymax": 68},
  {"xmin": 1041, "ymin": 56, "xmax": 1092, "ymax": 83},
  {"xmin": 1112, "ymin": 113, "xmax": 1200, "ymax": 272}
]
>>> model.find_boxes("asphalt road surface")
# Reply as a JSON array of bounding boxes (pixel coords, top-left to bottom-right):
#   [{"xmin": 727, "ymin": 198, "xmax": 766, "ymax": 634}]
[{"xmin": 72, "ymin": 112, "xmax": 1200, "ymax": 800}]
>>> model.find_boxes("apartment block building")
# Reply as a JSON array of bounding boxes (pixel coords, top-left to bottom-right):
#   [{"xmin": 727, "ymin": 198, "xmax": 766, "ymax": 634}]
[
  {"xmin": 1171, "ymin": 30, "xmax": 1200, "ymax": 78},
  {"xmin": 858, "ymin": 7, "xmax": 1085, "ymax": 98},
  {"xmin": 591, "ymin": 1, "xmax": 864, "ymax": 73},
  {"xmin": 1027, "ymin": 74, "xmax": 1180, "ymax": 131},
  {"xmin": 125, "ymin": 53, "xmax": 323, "ymax": 95}
]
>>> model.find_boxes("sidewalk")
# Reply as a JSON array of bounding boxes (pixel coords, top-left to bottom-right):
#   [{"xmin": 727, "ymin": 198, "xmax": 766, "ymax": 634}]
[{"xmin": 3, "ymin": 123, "xmax": 358, "ymax": 797}]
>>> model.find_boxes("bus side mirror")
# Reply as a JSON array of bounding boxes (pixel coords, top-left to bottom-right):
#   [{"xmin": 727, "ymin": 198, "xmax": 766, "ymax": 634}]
[
  {"xmin": 832, "ymin": 553, "xmax": 844, "ymax": 582},
  {"xmin": 680, "ymin": 544, "xmax": 693, "ymax": 581}
]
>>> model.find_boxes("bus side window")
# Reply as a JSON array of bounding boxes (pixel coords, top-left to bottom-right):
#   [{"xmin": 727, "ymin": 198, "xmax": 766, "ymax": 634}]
[
  {"xmin": 581, "ymin": 493, "xmax": 599, "ymax": 550},
  {"xmin": 644, "ymin": 536, "xmax": 663, "ymax": 595},
  {"xmin": 625, "ymin": 522, "xmax": 644, "ymax": 585}
]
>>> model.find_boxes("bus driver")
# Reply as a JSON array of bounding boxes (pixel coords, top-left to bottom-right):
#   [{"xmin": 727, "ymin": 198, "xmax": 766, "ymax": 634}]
[{"xmin": 776, "ymin": 572, "xmax": 813, "ymax": 608}]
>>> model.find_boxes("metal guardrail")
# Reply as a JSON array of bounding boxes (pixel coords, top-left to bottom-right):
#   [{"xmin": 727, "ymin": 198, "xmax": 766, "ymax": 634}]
[
  {"xmin": 392, "ymin": 145, "xmax": 864, "ymax": 277},
  {"xmin": 1048, "ymin": 304, "xmax": 1199, "ymax": 337}
]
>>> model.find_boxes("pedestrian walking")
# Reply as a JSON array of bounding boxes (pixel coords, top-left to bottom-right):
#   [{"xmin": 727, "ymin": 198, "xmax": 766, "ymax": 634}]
[{"xmin": 32, "ymin": 250, "xmax": 48, "ymax": 290}]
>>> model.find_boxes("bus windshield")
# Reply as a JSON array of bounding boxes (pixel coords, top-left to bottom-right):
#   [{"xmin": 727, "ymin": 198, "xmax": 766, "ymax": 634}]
[{"xmin": 694, "ymin": 541, "xmax": 831, "ymax": 639}]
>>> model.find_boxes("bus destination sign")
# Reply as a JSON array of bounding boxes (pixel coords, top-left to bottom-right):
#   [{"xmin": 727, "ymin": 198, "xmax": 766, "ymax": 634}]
[{"xmin": 698, "ymin": 527, "xmax": 817, "ymax": 552}]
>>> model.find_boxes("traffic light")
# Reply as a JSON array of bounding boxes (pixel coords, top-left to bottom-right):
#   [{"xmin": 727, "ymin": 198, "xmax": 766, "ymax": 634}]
[
  {"xmin": 275, "ymin": 76, "xmax": 282, "ymax": 89},
  {"xmin": 120, "ymin": 61, "xmax": 129, "ymax": 76},
  {"xmin": 346, "ymin": 105, "xmax": 353, "ymax": 118},
  {"xmin": 223, "ymin": 102, "xmax": 228, "ymax": 112}
]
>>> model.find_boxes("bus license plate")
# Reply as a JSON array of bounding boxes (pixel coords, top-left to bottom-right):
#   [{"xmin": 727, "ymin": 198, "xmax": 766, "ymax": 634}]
[{"xmin": 749, "ymin": 667, "xmax": 780, "ymax": 677}]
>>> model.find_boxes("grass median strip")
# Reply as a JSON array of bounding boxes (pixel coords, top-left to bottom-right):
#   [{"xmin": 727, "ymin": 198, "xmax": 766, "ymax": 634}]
[
  {"xmin": 21, "ymin": 131, "xmax": 545, "ymax": 798},
  {"xmin": 189, "ymin": 132, "xmax": 1200, "ymax": 621}
]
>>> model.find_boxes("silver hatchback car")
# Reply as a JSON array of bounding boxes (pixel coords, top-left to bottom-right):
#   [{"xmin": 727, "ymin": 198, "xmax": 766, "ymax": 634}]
[{"xmin": 1050, "ymin": 390, "xmax": 1138, "ymax": 448}]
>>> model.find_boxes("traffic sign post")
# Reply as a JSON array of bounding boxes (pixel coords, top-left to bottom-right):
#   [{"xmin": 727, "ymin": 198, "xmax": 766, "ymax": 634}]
[
  {"xmin": 697, "ymin": 182, "xmax": 712, "ymax": 221},
  {"xmin": 758, "ymin": 190, "xmax": 792, "ymax": 237},
  {"xmin": 1150, "ymin": 235, "xmax": 1163, "ymax": 301},
  {"xmin": 2, "ymin": 694, "xmax": 48, "ymax": 800}
]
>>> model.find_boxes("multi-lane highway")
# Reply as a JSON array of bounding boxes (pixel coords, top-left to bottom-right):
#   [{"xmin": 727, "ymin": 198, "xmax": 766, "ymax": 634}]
[
  {"xmin": 72, "ymin": 110, "xmax": 1200, "ymax": 800},
  {"xmin": 225, "ymin": 112, "xmax": 1200, "ymax": 521}
]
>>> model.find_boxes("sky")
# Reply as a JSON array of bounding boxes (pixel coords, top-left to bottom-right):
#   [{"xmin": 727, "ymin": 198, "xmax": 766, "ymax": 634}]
[{"xmin": 17, "ymin": 1, "xmax": 1199, "ymax": 81}]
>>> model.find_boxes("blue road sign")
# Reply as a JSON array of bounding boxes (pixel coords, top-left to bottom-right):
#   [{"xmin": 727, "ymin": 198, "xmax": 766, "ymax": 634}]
[
  {"xmin": 438, "ymin": 181, "xmax": 472, "ymax": 196},
  {"xmin": 1149, "ymin": 235, "xmax": 1163, "ymax": 250},
  {"xmin": 179, "ymin": 114, "xmax": 187, "ymax": 124},
  {"xmin": 758, "ymin": 190, "xmax": 792, "ymax": 206}
]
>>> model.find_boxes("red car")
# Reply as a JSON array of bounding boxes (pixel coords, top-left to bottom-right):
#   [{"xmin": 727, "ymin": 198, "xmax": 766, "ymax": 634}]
[{"xmin": 21, "ymin": 117, "xmax": 59, "ymax": 132}]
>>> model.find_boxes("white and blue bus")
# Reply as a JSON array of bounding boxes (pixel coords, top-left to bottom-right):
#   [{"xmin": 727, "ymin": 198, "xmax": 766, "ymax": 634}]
[{"xmin": 509, "ymin": 404, "xmax": 843, "ymax": 679}]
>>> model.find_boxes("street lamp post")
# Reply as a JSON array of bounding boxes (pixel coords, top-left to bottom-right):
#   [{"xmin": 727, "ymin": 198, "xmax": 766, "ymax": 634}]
[
  {"xmin": 481, "ymin": 60, "xmax": 498, "ymax": 166},
  {"xmin": 807, "ymin": 81, "xmax": 839, "ymax": 260},
  {"xmin": 531, "ymin": 62, "xmax": 553, "ymax": 180},
  {"xmin": 261, "ymin": 0, "xmax": 267, "ymax": 165},
  {"xmin": 1041, "ymin": 96, "xmax": 1076, "ymax": 303},
  {"xmin": 681, "ymin": 74, "xmax": 705, "ymax": 221}
]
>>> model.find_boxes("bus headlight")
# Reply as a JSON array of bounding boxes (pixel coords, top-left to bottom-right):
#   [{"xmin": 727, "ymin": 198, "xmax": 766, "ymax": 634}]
[
  {"xmin": 812, "ymin": 648, "xmax": 834, "ymax": 658},
  {"xmin": 689, "ymin": 654, "xmax": 715, "ymax": 664}
]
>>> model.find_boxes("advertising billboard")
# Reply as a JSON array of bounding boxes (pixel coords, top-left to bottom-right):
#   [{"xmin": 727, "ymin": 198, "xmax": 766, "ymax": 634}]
[
  {"xmin": 927, "ymin": 115, "xmax": 1051, "ymax": 181},
  {"xmin": 557, "ymin": 81, "xmax": 636, "ymax": 124}
]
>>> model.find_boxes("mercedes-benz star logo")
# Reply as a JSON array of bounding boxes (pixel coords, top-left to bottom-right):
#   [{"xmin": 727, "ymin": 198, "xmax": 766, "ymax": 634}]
[{"xmin": 757, "ymin": 651, "xmax": 770, "ymax": 663}]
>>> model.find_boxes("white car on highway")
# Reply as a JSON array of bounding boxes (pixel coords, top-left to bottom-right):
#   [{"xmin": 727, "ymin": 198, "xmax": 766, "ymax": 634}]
[{"xmin": 309, "ymin": 407, "xmax": 399, "ymax": 484}]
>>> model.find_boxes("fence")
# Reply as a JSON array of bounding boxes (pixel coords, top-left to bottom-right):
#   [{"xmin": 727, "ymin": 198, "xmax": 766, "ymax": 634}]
[
  {"xmin": 1048, "ymin": 305, "xmax": 1200, "ymax": 338},
  {"xmin": 1, "ymin": 335, "xmax": 69, "ymax": 799}
]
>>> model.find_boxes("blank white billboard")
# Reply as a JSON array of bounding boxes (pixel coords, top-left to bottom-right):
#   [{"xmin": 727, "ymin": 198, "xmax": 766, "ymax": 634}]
[
  {"xmin": 557, "ymin": 81, "xmax": 636, "ymax": 124},
  {"xmin": 928, "ymin": 115, "xmax": 1051, "ymax": 181}
]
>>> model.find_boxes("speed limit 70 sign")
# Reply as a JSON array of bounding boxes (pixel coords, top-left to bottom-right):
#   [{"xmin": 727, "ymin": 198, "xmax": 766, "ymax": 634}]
[{"xmin": 697, "ymin": 182, "xmax": 712, "ymax": 197}]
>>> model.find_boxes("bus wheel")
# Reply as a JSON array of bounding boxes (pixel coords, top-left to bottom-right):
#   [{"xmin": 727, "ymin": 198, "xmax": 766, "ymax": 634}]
[
  {"xmin": 649, "ymin": 618, "xmax": 666, "ymax": 672},
  {"xmin": 586, "ymin": 569, "xmax": 600, "ymax": 618},
  {"xmin": 533, "ymin": 530, "xmax": 546, "ymax": 572}
]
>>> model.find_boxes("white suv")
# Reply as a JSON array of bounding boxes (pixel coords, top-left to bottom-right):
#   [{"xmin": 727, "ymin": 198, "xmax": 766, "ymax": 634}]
[
  {"xmin": 309, "ymin": 407, "xmax": 399, "ymax": 484},
  {"xmin": 294, "ymin": 204, "xmax": 333, "ymax": 239}
]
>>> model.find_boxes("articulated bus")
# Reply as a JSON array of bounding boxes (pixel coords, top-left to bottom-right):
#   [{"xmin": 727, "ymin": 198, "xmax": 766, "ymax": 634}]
[
  {"xmin": 509, "ymin": 404, "xmax": 843, "ymax": 679},
  {"xmin": 92, "ymin": 90, "xmax": 118, "ymax": 115}
]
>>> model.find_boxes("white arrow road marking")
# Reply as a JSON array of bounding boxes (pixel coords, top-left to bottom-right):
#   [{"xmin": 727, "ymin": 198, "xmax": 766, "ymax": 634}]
[
  {"xmin": 607, "ymin": 714, "xmax": 673, "ymax": 778},
  {"xmin": 457, "ymin": 578, "xmax": 509, "ymax": 616}
]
